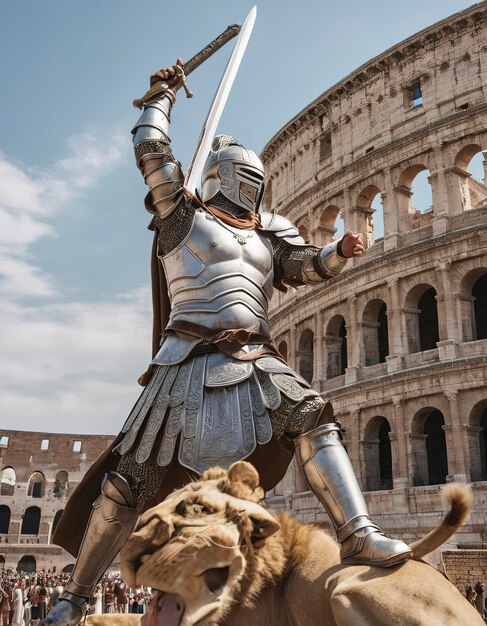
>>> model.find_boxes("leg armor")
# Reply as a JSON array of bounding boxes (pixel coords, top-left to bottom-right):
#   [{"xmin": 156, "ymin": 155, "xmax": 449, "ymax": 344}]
[
  {"xmin": 39, "ymin": 472, "xmax": 138, "ymax": 626},
  {"xmin": 295, "ymin": 423, "xmax": 412, "ymax": 567}
]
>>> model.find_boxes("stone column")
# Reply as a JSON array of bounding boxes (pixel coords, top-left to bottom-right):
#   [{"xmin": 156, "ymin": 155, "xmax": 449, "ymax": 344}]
[
  {"xmin": 382, "ymin": 169, "xmax": 399, "ymax": 251},
  {"xmin": 436, "ymin": 261, "xmax": 459, "ymax": 360},
  {"xmin": 443, "ymin": 389, "xmax": 467, "ymax": 483},
  {"xmin": 392, "ymin": 185, "xmax": 413, "ymax": 233},
  {"xmin": 444, "ymin": 165, "xmax": 471, "ymax": 215},
  {"xmin": 349, "ymin": 205, "xmax": 375, "ymax": 249},
  {"xmin": 392, "ymin": 396, "xmax": 409, "ymax": 488},
  {"xmin": 429, "ymin": 165, "xmax": 449, "ymax": 235},
  {"xmin": 386, "ymin": 279, "xmax": 404, "ymax": 373},
  {"xmin": 345, "ymin": 296, "xmax": 361, "ymax": 383}
]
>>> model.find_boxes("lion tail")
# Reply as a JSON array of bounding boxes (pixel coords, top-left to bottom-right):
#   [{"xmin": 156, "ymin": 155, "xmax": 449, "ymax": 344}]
[{"xmin": 409, "ymin": 483, "xmax": 472, "ymax": 560}]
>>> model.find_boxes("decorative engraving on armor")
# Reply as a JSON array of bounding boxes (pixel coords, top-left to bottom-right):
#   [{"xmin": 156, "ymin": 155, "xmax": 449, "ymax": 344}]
[
  {"xmin": 155, "ymin": 203, "xmax": 195, "ymax": 256},
  {"xmin": 255, "ymin": 357, "xmax": 310, "ymax": 387},
  {"xmin": 248, "ymin": 373, "xmax": 266, "ymax": 415},
  {"xmin": 135, "ymin": 139, "xmax": 174, "ymax": 165},
  {"xmin": 256, "ymin": 369, "xmax": 281, "ymax": 409},
  {"xmin": 180, "ymin": 437, "xmax": 195, "ymax": 467},
  {"xmin": 271, "ymin": 373, "xmax": 307, "ymax": 402},
  {"xmin": 165, "ymin": 403, "xmax": 185, "ymax": 436},
  {"xmin": 181, "ymin": 383, "xmax": 257, "ymax": 474},
  {"xmin": 248, "ymin": 372, "xmax": 273, "ymax": 444},
  {"xmin": 117, "ymin": 366, "xmax": 169, "ymax": 455},
  {"xmin": 169, "ymin": 360, "xmax": 193, "ymax": 406},
  {"xmin": 205, "ymin": 352, "xmax": 252, "ymax": 386},
  {"xmin": 286, "ymin": 396, "xmax": 326, "ymax": 436},
  {"xmin": 185, "ymin": 355, "xmax": 206, "ymax": 410},
  {"xmin": 135, "ymin": 366, "xmax": 179, "ymax": 463},
  {"xmin": 121, "ymin": 365, "xmax": 168, "ymax": 434},
  {"xmin": 254, "ymin": 408, "xmax": 273, "ymax": 444},
  {"xmin": 157, "ymin": 434, "xmax": 178, "ymax": 467},
  {"xmin": 184, "ymin": 409, "xmax": 198, "ymax": 439},
  {"xmin": 117, "ymin": 451, "xmax": 169, "ymax": 512}
]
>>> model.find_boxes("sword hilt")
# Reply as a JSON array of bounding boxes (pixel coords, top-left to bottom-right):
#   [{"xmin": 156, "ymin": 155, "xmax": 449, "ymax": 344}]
[{"xmin": 132, "ymin": 23, "xmax": 241, "ymax": 109}]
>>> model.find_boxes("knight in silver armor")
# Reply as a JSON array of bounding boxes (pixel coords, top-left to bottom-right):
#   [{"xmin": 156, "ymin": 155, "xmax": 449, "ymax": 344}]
[{"xmin": 40, "ymin": 61, "xmax": 411, "ymax": 626}]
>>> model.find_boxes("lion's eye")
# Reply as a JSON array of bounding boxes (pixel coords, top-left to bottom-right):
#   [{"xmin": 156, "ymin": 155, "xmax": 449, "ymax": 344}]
[{"xmin": 175, "ymin": 499, "xmax": 214, "ymax": 517}]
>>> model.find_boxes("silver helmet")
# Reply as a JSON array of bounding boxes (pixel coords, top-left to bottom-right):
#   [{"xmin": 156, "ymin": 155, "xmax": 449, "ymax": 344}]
[{"xmin": 201, "ymin": 135, "xmax": 265, "ymax": 213}]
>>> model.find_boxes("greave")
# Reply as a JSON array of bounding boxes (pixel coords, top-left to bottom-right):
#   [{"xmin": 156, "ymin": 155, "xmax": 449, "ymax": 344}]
[
  {"xmin": 295, "ymin": 423, "xmax": 411, "ymax": 567},
  {"xmin": 61, "ymin": 472, "xmax": 138, "ymax": 613}
]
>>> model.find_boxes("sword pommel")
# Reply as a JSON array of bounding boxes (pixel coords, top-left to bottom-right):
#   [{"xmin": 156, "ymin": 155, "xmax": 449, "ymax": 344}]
[{"xmin": 133, "ymin": 23, "xmax": 242, "ymax": 109}]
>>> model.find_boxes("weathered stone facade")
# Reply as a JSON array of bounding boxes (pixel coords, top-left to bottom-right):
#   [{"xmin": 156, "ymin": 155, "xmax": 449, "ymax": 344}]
[
  {"xmin": 0, "ymin": 430, "xmax": 113, "ymax": 572},
  {"xmin": 262, "ymin": 3, "xmax": 487, "ymax": 578}
]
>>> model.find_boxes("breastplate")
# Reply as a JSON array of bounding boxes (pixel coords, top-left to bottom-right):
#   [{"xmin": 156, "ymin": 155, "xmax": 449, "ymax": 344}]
[{"xmin": 161, "ymin": 208, "xmax": 274, "ymax": 335}]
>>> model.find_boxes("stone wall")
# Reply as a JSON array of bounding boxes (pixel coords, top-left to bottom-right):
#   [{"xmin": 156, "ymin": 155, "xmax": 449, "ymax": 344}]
[
  {"xmin": 262, "ymin": 2, "xmax": 487, "ymax": 575},
  {"xmin": 0, "ymin": 429, "xmax": 113, "ymax": 572}
]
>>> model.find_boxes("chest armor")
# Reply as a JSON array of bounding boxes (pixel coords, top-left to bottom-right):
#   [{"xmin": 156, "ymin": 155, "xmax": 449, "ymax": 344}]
[{"xmin": 154, "ymin": 209, "xmax": 274, "ymax": 365}]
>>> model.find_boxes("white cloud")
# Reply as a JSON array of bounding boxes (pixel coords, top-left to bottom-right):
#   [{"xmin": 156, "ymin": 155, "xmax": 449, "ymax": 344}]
[{"xmin": 0, "ymin": 287, "xmax": 152, "ymax": 434}]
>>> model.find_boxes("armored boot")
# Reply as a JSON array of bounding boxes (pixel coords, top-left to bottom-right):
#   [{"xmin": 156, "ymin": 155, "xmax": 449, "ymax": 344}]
[
  {"xmin": 295, "ymin": 423, "xmax": 412, "ymax": 567},
  {"xmin": 39, "ymin": 471, "xmax": 138, "ymax": 626}
]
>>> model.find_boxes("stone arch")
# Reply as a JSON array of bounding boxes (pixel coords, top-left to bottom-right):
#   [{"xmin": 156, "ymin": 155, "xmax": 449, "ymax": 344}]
[
  {"xmin": 363, "ymin": 416, "xmax": 393, "ymax": 491},
  {"xmin": 458, "ymin": 268, "xmax": 487, "ymax": 341},
  {"xmin": 454, "ymin": 144, "xmax": 487, "ymax": 210},
  {"xmin": 53, "ymin": 471, "xmax": 69, "ymax": 498},
  {"xmin": 468, "ymin": 400, "xmax": 487, "ymax": 481},
  {"xmin": 362, "ymin": 299, "xmax": 389, "ymax": 366},
  {"xmin": 27, "ymin": 471, "xmax": 45, "ymax": 498},
  {"xmin": 21, "ymin": 506, "xmax": 41, "ymax": 535},
  {"xmin": 298, "ymin": 329, "xmax": 314, "ymax": 384},
  {"xmin": 411, "ymin": 407, "xmax": 448, "ymax": 486},
  {"xmin": 17, "ymin": 555, "xmax": 36, "ymax": 573},
  {"xmin": 404, "ymin": 284, "xmax": 439, "ymax": 353},
  {"xmin": 296, "ymin": 217, "xmax": 310, "ymax": 243},
  {"xmin": 395, "ymin": 164, "xmax": 433, "ymax": 231},
  {"xmin": 325, "ymin": 315, "xmax": 347, "ymax": 378},
  {"xmin": 0, "ymin": 556, "xmax": 4, "ymax": 568},
  {"xmin": 319, "ymin": 204, "xmax": 344, "ymax": 243},
  {"xmin": 62, "ymin": 563, "xmax": 75, "ymax": 573},
  {"xmin": 277, "ymin": 340, "xmax": 288, "ymax": 362},
  {"xmin": 355, "ymin": 184, "xmax": 384, "ymax": 246},
  {"xmin": 0, "ymin": 505, "xmax": 11, "ymax": 534},
  {"xmin": 0, "ymin": 466, "xmax": 16, "ymax": 496},
  {"xmin": 51, "ymin": 509, "xmax": 64, "ymax": 542}
]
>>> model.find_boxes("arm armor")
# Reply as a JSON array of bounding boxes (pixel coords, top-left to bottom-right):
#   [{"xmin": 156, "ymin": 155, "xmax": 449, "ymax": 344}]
[{"xmin": 132, "ymin": 87, "xmax": 184, "ymax": 218}]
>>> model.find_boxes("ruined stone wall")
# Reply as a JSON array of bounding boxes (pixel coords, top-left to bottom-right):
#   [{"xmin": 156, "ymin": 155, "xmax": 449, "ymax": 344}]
[
  {"xmin": 0, "ymin": 429, "xmax": 113, "ymax": 572},
  {"xmin": 262, "ymin": 3, "xmax": 487, "ymax": 572}
]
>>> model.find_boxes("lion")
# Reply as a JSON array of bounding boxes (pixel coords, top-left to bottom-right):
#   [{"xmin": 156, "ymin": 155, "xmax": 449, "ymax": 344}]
[{"xmin": 90, "ymin": 461, "xmax": 483, "ymax": 626}]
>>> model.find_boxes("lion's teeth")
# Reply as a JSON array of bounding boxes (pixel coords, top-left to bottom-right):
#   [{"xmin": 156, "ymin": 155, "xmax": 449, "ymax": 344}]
[{"xmin": 140, "ymin": 554, "xmax": 151, "ymax": 563}]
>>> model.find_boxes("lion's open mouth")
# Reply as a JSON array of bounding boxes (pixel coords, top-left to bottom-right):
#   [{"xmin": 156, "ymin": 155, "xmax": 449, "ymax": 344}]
[
  {"xmin": 142, "ymin": 567, "xmax": 230, "ymax": 626},
  {"xmin": 143, "ymin": 591, "xmax": 185, "ymax": 626}
]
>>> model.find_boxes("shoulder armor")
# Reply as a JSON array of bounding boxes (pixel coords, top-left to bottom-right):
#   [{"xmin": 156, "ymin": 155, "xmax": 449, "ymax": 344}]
[{"xmin": 259, "ymin": 212, "xmax": 305, "ymax": 243}]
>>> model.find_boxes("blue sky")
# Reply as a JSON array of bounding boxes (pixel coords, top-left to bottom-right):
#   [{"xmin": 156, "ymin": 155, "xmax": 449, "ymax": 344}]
[{"xmin": 0, "ymin": 0, "xmax": 476, "ymax": 434}]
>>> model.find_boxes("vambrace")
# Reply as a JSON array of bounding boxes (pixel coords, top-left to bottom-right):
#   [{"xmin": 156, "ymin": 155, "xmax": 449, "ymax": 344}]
[
  {"xmin": 132, "ymin": 87, "xmax": 184, "ymax": 217},
  {"xmin": 273, "ymin": 237, "xmax": 347, "ymax": 285}
]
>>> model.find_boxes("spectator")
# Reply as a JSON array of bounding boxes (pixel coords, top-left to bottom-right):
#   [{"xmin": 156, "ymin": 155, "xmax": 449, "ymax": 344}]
[{"xmin": 0, "ymin": 584, "xmax": 10, "ymax": 626}]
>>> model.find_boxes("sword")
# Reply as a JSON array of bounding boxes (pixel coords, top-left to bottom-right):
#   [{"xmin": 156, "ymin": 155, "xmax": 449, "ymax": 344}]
[
  {"xmin": 184, "ymin": 6, "xmax": 257, "ymax": 195},
  {"xmin": 133, "ymin": 23, "xmax": 242, "ymax": 108}
]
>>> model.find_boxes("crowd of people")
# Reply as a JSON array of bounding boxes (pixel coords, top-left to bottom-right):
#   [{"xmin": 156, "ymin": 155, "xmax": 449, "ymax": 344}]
[{"xmin": 0, "ymin": 570, "xmax": 151, "ymax": 625}]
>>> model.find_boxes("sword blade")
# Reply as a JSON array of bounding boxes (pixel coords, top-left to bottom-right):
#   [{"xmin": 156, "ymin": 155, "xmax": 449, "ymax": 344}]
[{"xmin": 184, "ymin": 6, "xmax": 257, "ymax": 195}]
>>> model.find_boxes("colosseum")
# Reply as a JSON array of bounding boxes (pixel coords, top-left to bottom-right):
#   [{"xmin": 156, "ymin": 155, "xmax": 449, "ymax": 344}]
[
  {"xmin": 262, "ymin": 2, "xmax": 487, "ymax": 587},
  {"xmin": 1, "ymin": 1, "xmax": 486, "ymax": 591},
  {"xmin": 0, "ymin": 430, "xmax": 112, "ymax": 573}
]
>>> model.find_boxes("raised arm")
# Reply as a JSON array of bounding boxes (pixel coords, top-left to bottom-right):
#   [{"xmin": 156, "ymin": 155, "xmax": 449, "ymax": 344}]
[{"xmin": 132, "ymin": 61, "xmax": 185, "ymax": 218}]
